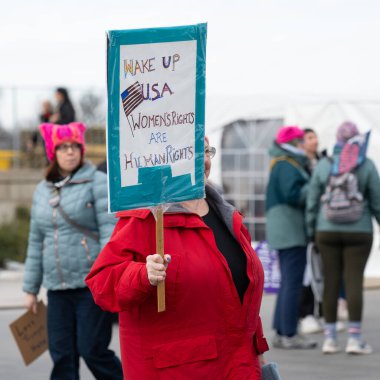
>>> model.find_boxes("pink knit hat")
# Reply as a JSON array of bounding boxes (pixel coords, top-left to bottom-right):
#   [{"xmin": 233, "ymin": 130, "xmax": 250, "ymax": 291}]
[
  {"xmin": 336, "ymin": 121, "xmax": 359, "ymax": 144},
  {"xmin": 275, "ymin": 125, "xmax": 304, "ymax": 144},
  {"xmin": 39, "ymin": 122, "xmax": 86, "ymax": 161}
]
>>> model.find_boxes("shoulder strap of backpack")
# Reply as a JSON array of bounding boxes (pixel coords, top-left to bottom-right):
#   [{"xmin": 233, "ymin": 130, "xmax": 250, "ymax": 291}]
[{"xmin": 270, "ymin": 156, "xmax": 303, "ymax": 171}]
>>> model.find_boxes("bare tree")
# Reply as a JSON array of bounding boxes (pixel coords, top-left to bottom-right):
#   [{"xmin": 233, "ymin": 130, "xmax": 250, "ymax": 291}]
[{"xmin": 78, "ymin": 92, "xmax": 105, "ymax": 126}]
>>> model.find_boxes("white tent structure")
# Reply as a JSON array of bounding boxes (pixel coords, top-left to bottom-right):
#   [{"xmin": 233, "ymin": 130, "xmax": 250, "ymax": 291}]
[{"xmin": 205, "ymin": 94, "xmax": 380, "ymax": 278}]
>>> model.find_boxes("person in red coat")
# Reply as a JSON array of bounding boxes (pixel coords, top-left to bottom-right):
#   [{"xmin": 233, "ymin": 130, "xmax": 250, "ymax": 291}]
[{"xmin": 85, "ymin": 138, "xmax": 269, "ymax": 379}]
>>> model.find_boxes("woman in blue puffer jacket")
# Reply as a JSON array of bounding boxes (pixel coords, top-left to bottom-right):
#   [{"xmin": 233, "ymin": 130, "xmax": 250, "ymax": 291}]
[{"xmin": 23, "ymin": 122, "xmax": 123, "ymax": 380}]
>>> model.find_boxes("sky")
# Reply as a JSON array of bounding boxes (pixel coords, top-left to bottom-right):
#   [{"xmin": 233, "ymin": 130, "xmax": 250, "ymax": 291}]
[{"xmin": 1, "ymin": 0, "xmax": 380, "ymax": 98}]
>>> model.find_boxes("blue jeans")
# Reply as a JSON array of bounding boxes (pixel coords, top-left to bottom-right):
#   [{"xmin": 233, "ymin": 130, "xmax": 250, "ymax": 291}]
[
  {"xmin": 47, "ymin": 288, "xmax": 123, "ymax": 380},
  {"xmin": 273, "ymin": 246, "xmax": 307, "ymax": 337}
]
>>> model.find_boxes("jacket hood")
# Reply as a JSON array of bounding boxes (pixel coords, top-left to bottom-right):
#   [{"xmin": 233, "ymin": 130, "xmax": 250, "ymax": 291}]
[{"xmin": 269, "ymin": 142, "xmax": 309, "ymax": 167}]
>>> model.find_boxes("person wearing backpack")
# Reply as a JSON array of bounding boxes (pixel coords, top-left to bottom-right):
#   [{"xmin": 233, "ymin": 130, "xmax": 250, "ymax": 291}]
[
  {"xmin": 306, "ymin": 121, "xmax": 380, "ymax": 355},
  {"xmin": 266, "ymin": 125, "xmax": 317, "ymax": 350}
]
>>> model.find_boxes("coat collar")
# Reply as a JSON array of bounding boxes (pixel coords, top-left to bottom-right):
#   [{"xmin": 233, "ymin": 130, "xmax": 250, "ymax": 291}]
[
  {"xmin": 46, "ymin": 162, "xmax": 95, "ymax": 189},
  {"xmin": 116, "ymin": 183, "xmax": 239, "ymax": 236}
]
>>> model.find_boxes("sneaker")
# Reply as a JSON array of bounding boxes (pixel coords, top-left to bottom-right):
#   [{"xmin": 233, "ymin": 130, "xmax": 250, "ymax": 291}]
[
  {"xmin": 322, "ymin": 338, "xmax": 341, "ymax": 354},
  {"xmin": 345, "ymin": 337, "xmax": 373, "ymax": 355},
  {"xmin": 299, "ymin": 315, "xmax": 323, "ymax": 334},
  {"xmin": 273, "ymin": 334, "xmax": 318, "ymax": 349},
  {"xmin": 271, "ymin": 333, "xmax": 283, "ymax": 348}
]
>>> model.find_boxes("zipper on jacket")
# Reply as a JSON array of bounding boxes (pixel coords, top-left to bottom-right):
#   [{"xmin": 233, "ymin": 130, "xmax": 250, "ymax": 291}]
[
  {"xmin": 52, "ymin": 208, "xmax": 66, "ymax": 289},
  {"xmin": 81, "ymin": 237, "xmax": 92, "ymax": 263}
]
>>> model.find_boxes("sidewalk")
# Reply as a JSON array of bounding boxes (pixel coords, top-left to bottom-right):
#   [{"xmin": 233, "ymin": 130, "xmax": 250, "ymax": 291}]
[{"xmin": 0, "ymin": 264, "xmax": 46, "ymax": 309}]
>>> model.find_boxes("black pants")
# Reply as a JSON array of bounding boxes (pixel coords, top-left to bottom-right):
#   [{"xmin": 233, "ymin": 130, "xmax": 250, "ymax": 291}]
[{"xmin": 316, "ymin": 231, "xmax": 372, "ymax": 323}]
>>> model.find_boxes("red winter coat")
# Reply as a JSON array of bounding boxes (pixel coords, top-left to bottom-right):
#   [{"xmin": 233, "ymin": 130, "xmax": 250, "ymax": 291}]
[{"xmin": 86, "ymin": 189, "xmax": 268, "ymax": 380}]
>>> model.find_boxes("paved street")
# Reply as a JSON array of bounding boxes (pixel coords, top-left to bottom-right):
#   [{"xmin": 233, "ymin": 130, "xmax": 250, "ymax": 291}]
[
  {"xmin": 0, "ymin": 308, "xmax": 121, "ymax": 379},
  {"xmin": 1, "ymin": 269, "xmax": 379, "ymax": 379},
  {"xmin": 260, "ymin": 291, "xmax": 380, "ymax": 380}
]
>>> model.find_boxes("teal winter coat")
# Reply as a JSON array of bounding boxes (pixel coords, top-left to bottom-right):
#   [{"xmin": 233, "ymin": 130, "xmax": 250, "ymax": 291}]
[
  {"xmin": 265, "ymin": 143, "xmax": 310, "ymax": 250},
  {"xmin": 23, "ymin": 162, "xmax": 116, "ymax": 294},
  {"xmin": 306, "ymin": 157, "xmax": 380, "ymax": 238}
]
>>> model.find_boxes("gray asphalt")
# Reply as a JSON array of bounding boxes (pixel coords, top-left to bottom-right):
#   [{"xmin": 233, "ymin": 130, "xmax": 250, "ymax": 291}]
[
  {"xmin": 1, "ymin": 273, "xmax": 379, "ymax": 379},
  {"xmin": 260, "ymin": 290, "xmax": 380, "ymax": 380}
]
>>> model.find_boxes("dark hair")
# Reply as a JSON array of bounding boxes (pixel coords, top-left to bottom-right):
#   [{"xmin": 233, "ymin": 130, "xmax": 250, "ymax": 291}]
[
  {"xmin": 303, "ymin": 128, "xmax": 316, "ymax": 135},
  {"xmin": 45, "ymin": 155, "xmax": 84, "ymax": 182},
  {"xmin": 56, "ymin": 87, "xmax": 71, "ymax": 103}
]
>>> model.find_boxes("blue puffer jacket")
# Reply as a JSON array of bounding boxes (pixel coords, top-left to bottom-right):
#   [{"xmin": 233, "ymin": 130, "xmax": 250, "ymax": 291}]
[{"xmin": 23, "ymin": 162, "xmax": 116, "ymax": 294}]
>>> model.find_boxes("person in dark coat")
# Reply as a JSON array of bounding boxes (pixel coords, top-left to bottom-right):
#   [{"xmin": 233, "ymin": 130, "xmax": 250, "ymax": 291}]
[
  {"xmin": 266, "ymin": 125, "xmax": 317, "ymax": 349},
  {"xmin": 50, "ymin": 87, "xmax": 76, "ymax": 125}
]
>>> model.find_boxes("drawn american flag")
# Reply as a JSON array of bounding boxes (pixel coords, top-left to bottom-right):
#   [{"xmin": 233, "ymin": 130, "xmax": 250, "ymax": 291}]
[{"xmin": 121, "ymin": 81, "xmax": 143, "ymax": 117}]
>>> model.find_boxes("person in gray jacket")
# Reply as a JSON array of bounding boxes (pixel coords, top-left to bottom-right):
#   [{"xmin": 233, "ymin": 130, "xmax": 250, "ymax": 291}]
[
  {"xmin": 23, "ymin": 122, "xmax": 123, "ymax": 380},
  {"xmin": 306, "ymin": 121, "xmax": 380, "ymax": 355}
]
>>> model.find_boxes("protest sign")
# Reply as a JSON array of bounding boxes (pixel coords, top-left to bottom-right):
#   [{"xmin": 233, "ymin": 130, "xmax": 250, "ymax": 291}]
[
  {"xmin": 9, "ymin": 301, "xmax": 48, "ymax": 365},
  {"xmin": 106, "ymin": 23, "xmax": 207, "ymax": 212},
  {"xmin": 107, "ymin": 24, "xmax": 207, "ymax": 311},
  {"xmin": 255, "ymin": 241, "xmax": 281, "ymax": 294}
]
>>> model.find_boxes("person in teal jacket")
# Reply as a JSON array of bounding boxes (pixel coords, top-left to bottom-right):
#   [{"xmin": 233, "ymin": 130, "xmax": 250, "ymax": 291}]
[
  {"xmin": 265, "ymin": 125, "xmax": 317, "ymax": 350},
  {"xmin": 23, "ymin": 122, "xmax": 123, "ymax": 380},
  {"xmin": 306, "ymin": 121, "xmax": 380, "ymax": 355}
]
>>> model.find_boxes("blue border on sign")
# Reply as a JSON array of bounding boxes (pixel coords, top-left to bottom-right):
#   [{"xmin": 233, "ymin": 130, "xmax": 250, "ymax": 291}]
[{"xmin": 107, "ymin": 23, "xmax": 207, "ymax": 212}]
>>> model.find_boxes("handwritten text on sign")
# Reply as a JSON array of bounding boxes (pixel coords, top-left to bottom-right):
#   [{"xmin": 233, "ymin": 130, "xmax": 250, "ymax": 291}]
[
  {"xmin": 119, "ymin": 40, "xmax": 197, "ymax": 188},
  {"xmin": 9, "ymin": 301, "xmax": 48, "ymax": 365}
]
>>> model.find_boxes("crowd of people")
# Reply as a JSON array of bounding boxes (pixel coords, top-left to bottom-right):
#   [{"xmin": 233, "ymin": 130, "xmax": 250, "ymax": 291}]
[
  {"xmin": 21, "ymin": 112, "xmax": 379, "ymax": 379},
  {"xmin": 266, "ymin": 122, "xmax": 380, "ymax": 355}
]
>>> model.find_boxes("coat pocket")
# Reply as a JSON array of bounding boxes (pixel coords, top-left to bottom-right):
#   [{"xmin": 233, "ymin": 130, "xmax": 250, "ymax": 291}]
[{"xmin": 153, "ymin": 335, "xmax": 218, "ymax": 369}]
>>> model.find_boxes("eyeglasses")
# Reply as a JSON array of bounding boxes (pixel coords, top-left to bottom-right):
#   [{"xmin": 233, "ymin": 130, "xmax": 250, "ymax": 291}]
[
  {"xmin": 56, "ymin": 143, "xmax": 82, "ymax": 153},
  {"xmin": 205, "ymin": 146, "xmax": 216, "ymax": 159}
]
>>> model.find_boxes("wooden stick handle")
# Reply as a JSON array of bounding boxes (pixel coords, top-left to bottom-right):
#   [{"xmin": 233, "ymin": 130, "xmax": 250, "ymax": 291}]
[{"xmin": 156, "ymin": 206, "xmax": 165, "ymax": 312}]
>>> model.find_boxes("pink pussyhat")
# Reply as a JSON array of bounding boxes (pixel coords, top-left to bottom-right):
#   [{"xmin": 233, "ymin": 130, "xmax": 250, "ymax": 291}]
[
  {"xmin": 275, "ymin": 125, "xmax": 304, "ymax": 144},
  {"xmin": 336, "ymin": 121, "xmax": 359, "ymax": 144},
  {"xmin": 39, "ymin": 122, "xmax": 87, "ymax": 161}
]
